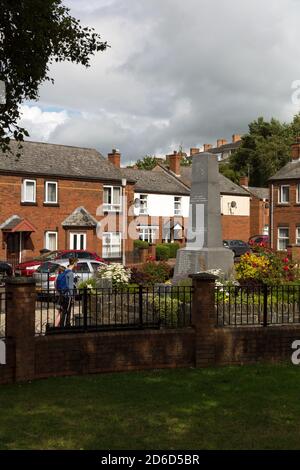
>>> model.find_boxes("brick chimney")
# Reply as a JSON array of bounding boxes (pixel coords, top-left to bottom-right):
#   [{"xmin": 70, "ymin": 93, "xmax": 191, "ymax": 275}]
[
  {"xmin": 217, "ymin": 139, "xmax": 227, "ymax": 148},
  {"xmin": 232, "ymin": 134, "xmax": 242, "ymax": 143},
  {"xmin": 108, "ymin": 148, "xmax": 121, "ymax": 168},
  {"xmin": 239, "ymin": 176, "xmax": 249, "ymax": 187},
  {"xmin": 291, "ymin": 137, "xmax": 300, "ymax": 161},
  {"xmin": 203, "ymin": 144, "xmax": 212, "ymax": 152},
  {"xmin": 190, "ymin": 147, "xmax": 200, "ymax": 156},
  {"xmin": 168, "ymin": 151, "xmax": 182, "ymax": 176}
]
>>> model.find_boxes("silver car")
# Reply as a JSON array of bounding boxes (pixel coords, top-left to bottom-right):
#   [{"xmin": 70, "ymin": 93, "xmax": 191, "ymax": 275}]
[{"xmin": 33, "ymin": 258, "xmax": 105, "ymax": 292}]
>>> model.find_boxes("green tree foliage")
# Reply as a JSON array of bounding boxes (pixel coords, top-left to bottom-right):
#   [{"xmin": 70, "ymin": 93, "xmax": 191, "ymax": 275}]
[
  {"xmin": 229, "ymin": 115, "xmax": 300, "ymax": 187},
  {"xmin": 219, "ymin": 164, "xmax": 240, "ymax": 184},
  {"xmin": 136, "ymin": 155, "xmax": 158, "ymax": 170},
  {"xmin": 0, "ymin": 0, "xmax": 108, "ymax": 152}
]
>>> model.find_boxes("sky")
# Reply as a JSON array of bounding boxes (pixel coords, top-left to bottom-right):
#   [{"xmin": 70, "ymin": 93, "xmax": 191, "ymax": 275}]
[{"xmin": 18, "ymin": 0, "xmax": 300, "ymax": 164}]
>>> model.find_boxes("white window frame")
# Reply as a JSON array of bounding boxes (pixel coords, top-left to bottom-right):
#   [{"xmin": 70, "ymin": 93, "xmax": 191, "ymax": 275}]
[
  {"xmin": 103, "ymin": 186, "xmax": 122, "ymax": 212},
  {"xmin": 45, "ymin": 181, "xmax": 58, "ymax": 204},
  {"xmin": 102, "ymin": 232, "xmax": 121, "ymax": 258},
  {"xmin": 138, "ymin": 226, "xmax": 159, "ymax": 244},
  {"xmin": 21, "ymin": 179, "xmax": 36, "ymax": 203},
  {"xmin": 279, "ymin": 185, "xmax": 290, "ymax": 204},
  {"xmin": 297, "ymin": 184, "xmax": 300, "ymax": 204},
  {"xmin": 45, "ymin": 231, "xmax": 58, "ymax": 251},
  {"xmin": 139, "ymin": 194, "xmax": 148, "ymax": 215},
  {"xmin": 277, "ymin": 227, "xmax": 289, "ymax": 251},
  {"xmin": 296, "ymin": 227, "xmax": 300, "ymax": 245},
  {"xmin": 174, "ymin": 196, "xmax": 182, "ymax": 216},
  {"xmin": 70, "ymin": 232, "xmax": 87, "ymax": 250}
]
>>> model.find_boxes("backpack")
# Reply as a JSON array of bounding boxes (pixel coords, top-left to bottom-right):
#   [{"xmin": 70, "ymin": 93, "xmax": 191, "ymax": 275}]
[{"xmin": 56, "ymin": 269, "xmax": 70, "ymax": 293}]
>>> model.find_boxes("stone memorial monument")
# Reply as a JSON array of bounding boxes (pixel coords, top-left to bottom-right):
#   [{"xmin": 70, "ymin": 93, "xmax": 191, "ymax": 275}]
[{"xmin": 174, "ymin": 151, "xmax": 234, "ymax": 279}]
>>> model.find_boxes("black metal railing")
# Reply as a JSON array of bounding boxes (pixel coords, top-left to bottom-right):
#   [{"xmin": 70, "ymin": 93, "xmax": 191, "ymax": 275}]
[
  {"xmin": 216, "ymin": 284, "xmax": 300, "ymax": 327},
  {"xmin": 35, "ymin": 285, "xmax": 193, "ymax": 335}
]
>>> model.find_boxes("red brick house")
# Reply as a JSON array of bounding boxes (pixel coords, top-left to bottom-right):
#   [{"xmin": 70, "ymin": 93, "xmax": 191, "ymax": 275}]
[
  {"xmin": 269, "ymin": 138, "xmax": 300, "ymax": 251},
  {"xmin": 239, "ymin": 176, "xmax": 269, "ymax": 237},
  {"xmin": 0, "ymin": 141, "xmax": 135, "ymax": 264}
]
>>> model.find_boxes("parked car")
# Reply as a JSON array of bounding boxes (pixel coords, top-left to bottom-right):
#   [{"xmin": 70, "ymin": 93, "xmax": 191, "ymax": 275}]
[
  {"xmin": 248, "ymin": 235, "xmax": 269, "ymax": 248},
  {"xmin": 0, "ymin": 261, "xmax": 13, "ymax": 285},
  {"xmin": 223, "ymin": 240, "xmax": 250, "ymax": 258},
  {"xmin": 33, "ymin": 258, "xmax": 106, "ymax": 293},
  {"xmin": 15, "ymin": 250, "xmax": 106, "ymax": 277}
]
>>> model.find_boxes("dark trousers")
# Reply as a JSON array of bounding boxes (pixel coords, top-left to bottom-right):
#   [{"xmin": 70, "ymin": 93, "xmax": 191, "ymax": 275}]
[{"xmin": 59, "ymin": 294, "xmax": 73, "ymax": 327}]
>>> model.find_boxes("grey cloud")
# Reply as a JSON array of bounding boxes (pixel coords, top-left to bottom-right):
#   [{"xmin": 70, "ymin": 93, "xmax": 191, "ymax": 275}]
[{"xmin": 25, "ymin": 0, "xmax": 300, "ymax": 162}]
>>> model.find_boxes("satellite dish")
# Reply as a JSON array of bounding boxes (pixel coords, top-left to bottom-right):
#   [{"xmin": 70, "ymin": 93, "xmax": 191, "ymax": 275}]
[
  {"xmin": 231, "ymin": 201, "xmax": 237, "ymax": 208},
  {"xmin": 134, "ymin": 198, "xmax": 141, "ymax": 208}
]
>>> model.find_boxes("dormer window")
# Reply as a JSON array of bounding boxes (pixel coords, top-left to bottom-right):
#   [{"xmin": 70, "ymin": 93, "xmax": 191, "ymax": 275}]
[{"xmin": 21, "ymin": 179, "xmax": 36, "ymax": 203}]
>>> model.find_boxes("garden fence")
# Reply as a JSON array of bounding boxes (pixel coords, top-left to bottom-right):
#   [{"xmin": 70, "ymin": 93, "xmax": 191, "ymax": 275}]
[
  {"xmin": 35, "ymin": 285, "xmax": 193, "ymax": 335},
  {"xmin": 216, "ymin": 284, "xmax": 300, "ymax": 327}
]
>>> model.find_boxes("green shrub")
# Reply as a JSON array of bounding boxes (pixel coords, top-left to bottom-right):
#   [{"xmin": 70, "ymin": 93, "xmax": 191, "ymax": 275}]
[
  {"xmin": 151, "ymin": 295, "xmax": 180, "ymax": 326},
  {"xmin": 166, "ymin": 242, "xmax": 180, "ymax": 258},
  {"xmin": 156, "ymin": 244, "xmax": 170, "ymax": 260},
  {"xmin": 134, "ymin": 240, "xmax": 149, "ymax": 249}
]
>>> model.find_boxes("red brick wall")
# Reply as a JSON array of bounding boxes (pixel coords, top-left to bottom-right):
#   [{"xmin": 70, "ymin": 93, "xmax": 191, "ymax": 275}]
[
  {"xmin": 0, "ymin": 173, "xmax": 134, "ymax": 260},
  {"xmin": 221, "ymin": 215, "xmax": 250, "ymax": 241},
  {"xmin": 250, "ymin": 197, "xmax": 269, "ymax": 237},
  {"xmin": 34, "ymin": 329, "xmax": 195, "ymax": 379},
  {"xmin": 270, "ymin": 181, "xmax": 300, "ymax": 250}
]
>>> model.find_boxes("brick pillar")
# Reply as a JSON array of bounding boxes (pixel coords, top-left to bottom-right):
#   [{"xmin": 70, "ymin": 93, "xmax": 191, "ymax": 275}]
[
  {"xmin": 5, "ymin": 277, "xmax": 36, "ymax": 382},
  {"xmin": 189, "ymin": 273, "xmax": 217, "ymax": 367}
]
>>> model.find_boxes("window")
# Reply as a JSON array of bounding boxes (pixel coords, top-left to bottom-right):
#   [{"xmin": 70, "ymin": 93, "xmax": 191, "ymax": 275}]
[
  {"xmin": 103, "ymin": 186, "xmax": 121, "ymax": 212},
  {"xmin": 21, "ymin": 179, "xmax": 36, "ymax": 203},
  {"xmin": 70, "ymin": 233, "xmax": 86, "ymax": 250},
  {"xmin": 45, "ymin": 231, "xmax": 58, "ymax": 251},
  {"xmin": 102, "ymin": 232, "xmax": 121, "ymax": 258},
  {"xmin": 45, "ymin": 181, "xmax": 58, "ymax": 204},
  {"xmin": 139, "ymin": 226, "xmax": 158, "ymax": 244},
  {"xmin": 296, "ymin": 228, "xmax": 300, "ymax": 245},
  {"xmin": 139, "ymin": 194, "xmax": 148, "ymax": 214},
  {"xmin": 278, "ymin": 227, "xmax": 289, "ymax": 251},
  {"xmin": 263, "ymin": 225, "xmax": 269, "ymax": 235},
  {"xmin": 75, "ymin": 262, "xmax": 90, "ymax": 273},
  {"xmin": 297, "ymin": 184, "xmax": 300, "ymax": 204},
  {"xmin": 279, "ymin": 185, "xmax": 290, "ymax": 204},
  {"xmin": 174, "ymin": 196, "xmax": 182, "ymax": 216}
]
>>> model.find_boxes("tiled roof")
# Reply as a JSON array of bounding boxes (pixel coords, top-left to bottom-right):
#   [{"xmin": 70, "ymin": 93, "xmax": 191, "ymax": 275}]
[
  {"xmin": 246, "ymin": 187, "xmax": 269, "ymax": 200},
  {"xmin": 0, "ymin": 215, "xmax": 22, "ymax": 230},
  {"xmin": 209, "ymin": 141, "xmax": 242, "ymax": 154},
  {"xmin": 164, "ymin": 165, "xmax": 249, "ymax": 196},
  {"xmin": 121, "ymin": 168, "xmax": 190, "ymax": 195},
  {"xmin": 62, "ymin": 207, "xmax": 98, "ymax": 227},
  {"xmin": 269, "ymin": 160, "xmax": 300, "ymax": 181},
  {"xmin": 0, "ymin": 140, "xmax": 127, "ymax": 182}
]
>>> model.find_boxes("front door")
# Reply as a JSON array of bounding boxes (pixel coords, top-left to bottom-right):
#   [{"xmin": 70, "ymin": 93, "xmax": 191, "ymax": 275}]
[{"xmin": 6, "ymin": 233, "xmax": 22, "ymax": 266}]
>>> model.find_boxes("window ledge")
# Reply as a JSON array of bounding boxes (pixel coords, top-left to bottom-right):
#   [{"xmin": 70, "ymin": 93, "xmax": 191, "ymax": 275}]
[
  {"xmin": 20, "ymin": 202, "xmax": 37, "ymax": 206},
  {"xmin": 43, "ymin": 203, "xmax": 59, "ymax": 207}
]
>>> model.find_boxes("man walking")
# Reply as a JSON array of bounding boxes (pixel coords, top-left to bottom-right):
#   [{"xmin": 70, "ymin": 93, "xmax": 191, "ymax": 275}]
[{"xmin": 56, "ymin": 258, "xmax": 77, "ymax": 327}]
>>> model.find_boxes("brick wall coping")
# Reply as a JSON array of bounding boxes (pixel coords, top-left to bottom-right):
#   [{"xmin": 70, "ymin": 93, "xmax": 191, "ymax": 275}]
[{"xmin": 5, "ymin": 277, "xmax": 36, "ymax": 286}]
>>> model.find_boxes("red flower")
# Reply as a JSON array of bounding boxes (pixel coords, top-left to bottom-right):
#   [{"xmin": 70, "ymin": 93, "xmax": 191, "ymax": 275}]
[
  {"xmin": 283, "ymin": 265, "xmax": 289, "ymax": 271},
  {"xmin": 283, "ymin": 257, "xmax": 289, "ymax": 264}
]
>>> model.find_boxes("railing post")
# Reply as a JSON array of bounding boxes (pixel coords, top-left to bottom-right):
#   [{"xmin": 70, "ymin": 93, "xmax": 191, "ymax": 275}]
[
  {"xmin": 5, "ymin": 277, "xmax": 36, "ymax": 382},
  {"xmin": 263, "ymin": 284, "xmax": 268, "ymax": 327},
  {"xmin": 83, "ymin": 287, "xmax": 88, "ymax": 330},
  {"xmin": 139, "ymin": 285, "xmax": 143, "ymax": 327},
  {"xmin": 189, "ymin": 273, "xmax": 218, "ymax": 367}
]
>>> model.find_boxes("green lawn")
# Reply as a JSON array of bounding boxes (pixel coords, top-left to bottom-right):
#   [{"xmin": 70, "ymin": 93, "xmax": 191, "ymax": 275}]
[{"xmin": 0, "ymin": 364, "xmax": 300, "ymax": 450}]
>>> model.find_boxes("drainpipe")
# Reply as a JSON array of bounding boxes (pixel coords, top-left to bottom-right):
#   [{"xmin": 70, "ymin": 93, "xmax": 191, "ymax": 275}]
[
  {"xmin": 122, "ymin": 178, "xmax": 127, "ymax": 266},
  {"xmin": 270, "ymin": 184, "xmax": 274, "ymax": 250},
  {"xmin": 19, "ymin": 232, "xmax": 22, "ymax": 263}
]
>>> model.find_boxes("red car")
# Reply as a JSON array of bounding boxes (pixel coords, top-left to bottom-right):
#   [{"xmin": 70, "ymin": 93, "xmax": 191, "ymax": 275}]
[
  {"xmin": 248, "ymin": 235, "xmax": 269, "ymax": 248},
  {"xmin": 15, "ymin": 250, "xmax": 106, "ymax": 277}
]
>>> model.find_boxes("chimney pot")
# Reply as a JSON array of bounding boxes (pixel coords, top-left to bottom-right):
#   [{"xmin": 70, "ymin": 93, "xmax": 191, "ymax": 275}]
[
  {"xmin": 203, "ymin": 144, "xmax": 212, "ymax": 152},
  {"xmin": 217, "ymin": 139, "xmax": 227, "ymax": 148},
  {"xmin": 108, "ymin": 148, "xmax": 121, "ymax": 168},
  {"xmin": 190, "ymin": 147, "xmax": 200, "ymax": 156},
  {"xmin": 239, "ymin": 176, "xmax": 249, "ymax": 187},
  {"xmin": 232, "ymin": 134, "xmax": 242, "ymax": 143}
]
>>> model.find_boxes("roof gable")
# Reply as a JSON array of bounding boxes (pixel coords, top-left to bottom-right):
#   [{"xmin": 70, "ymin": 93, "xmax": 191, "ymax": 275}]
[{"xmin": 62, "ymin": 207, "xmax": 98, "ymax": 227}]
